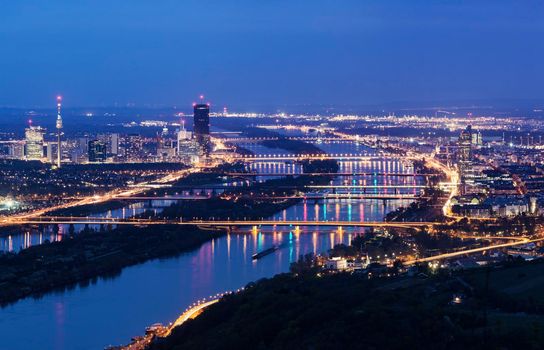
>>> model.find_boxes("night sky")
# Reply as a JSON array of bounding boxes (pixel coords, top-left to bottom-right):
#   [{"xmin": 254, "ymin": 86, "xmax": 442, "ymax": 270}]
[{"xmin": 1, "ymin": 0, "xmax": 543, "ymax": 108}]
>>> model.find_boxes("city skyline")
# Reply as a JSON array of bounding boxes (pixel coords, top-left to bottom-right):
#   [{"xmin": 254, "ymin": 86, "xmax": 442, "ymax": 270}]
[{"xmin": 3, "ymin": 2, "xmax": 544, "ymax": 350}]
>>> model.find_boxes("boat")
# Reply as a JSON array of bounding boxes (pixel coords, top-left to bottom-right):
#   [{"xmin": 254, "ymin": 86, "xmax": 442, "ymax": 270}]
[{"xmin": 252, "ymin": 246, "xmax": 279, "ymax": 260}]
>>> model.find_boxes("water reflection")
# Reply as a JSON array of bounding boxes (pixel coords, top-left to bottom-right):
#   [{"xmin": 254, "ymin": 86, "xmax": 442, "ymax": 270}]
[{"xmin": 0, "ymin": 143, "xmax": 426, "ymax": 349}]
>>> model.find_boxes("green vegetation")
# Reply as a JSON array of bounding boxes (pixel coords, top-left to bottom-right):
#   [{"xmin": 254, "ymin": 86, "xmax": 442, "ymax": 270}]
[
  {"xmin": 0, "ymin": 225, "xmax": 223, "ymax": 306},
  {"xmin": 153, "ymin": 260, "xmax": 544, "ymax": 350}
]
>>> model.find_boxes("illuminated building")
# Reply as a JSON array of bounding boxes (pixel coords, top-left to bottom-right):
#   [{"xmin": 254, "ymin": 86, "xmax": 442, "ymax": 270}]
[
  {"xmin": 24, "ymin": 125, "xmax": 45, "ymax": 160},
  {"xmin": 193, "ymin": 102, "xmax": 211, "ymax": 156},
  {"xmin": 471, "ymin": 129, "xmax": 482, "ymax": 147},
  {"xmin": 88, "ymin": 139, "xmax": 107, "ymax": 162},
  {"xmin": 110, "ymin": 133, "xmax": 119, "ymax": 155},
  {"xmin": 123, "ymin": 134, "xmax": 143, "ymax": 161},
  {"xmin": 177, "ymin": 123, "xmax": 199, "ymax": 164},
  {"xmin": 46, "ymin": 142, "xmax": 58, "ymax": 163},
  {"xmin": 458, "ymin": 125, "xmax": 474, "ymax": 194},
  {"xmin": 56, "ymin": 96, "xmax": 63, "ymax": 168}
]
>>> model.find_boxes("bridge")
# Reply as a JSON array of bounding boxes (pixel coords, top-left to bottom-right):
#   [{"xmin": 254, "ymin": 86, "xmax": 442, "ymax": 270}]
[
  {"xmin": 232, "ymin": 153, "xmax": 399, "ymax": 161},
  {"xmin": 227, "ymin": 172, "xmax": 434, "ymax": 177},
  {"xmin": 115, "ymin": 193, "xmax": 422, "ymax": 201},
  {"xmin": 305, "ymin": 185, "xmax": 426, "ymax": 189},
  {"xmin": 7, "ymin": 217, "xmax": 436, "ymax": 228},
  {"xmin": 150, "ymin": 184, "xmax": 426, "ymax": 191},
  {"xmin": 218, "ymin": 136, "xmax": 356, "ymax": 143}
]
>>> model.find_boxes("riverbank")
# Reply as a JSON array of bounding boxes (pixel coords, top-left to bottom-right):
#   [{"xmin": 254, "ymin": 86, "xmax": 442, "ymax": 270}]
[
  {"xmin": 151, "ymin": 259, "xmax": 544, "ymax": 350},
  {"xmin": 0, "ymin": 225, "xmax": 224, "ymax": 306},
  {"xmin": 0, "ymin": 160, "xmax": 339, "ymax": 306}
]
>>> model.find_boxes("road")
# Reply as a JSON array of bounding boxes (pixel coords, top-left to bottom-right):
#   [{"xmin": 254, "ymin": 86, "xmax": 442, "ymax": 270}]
[
  {"xmin": 119, "ymin": 299, "xmax": 219, "ymax": 350},
  {"xmin": 164, "ymin": 299, "xmax": 219, "ymax": 336},
  {"xmin": 405, "ymin": 236, "xmax": 544, "ymax": 265},
  {"xmin": 0, "ymin": 167, "xmax": 201, "ymax": 227}
]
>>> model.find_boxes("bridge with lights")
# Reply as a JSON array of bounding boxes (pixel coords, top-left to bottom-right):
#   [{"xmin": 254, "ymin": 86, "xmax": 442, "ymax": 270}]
[
  {"xmin": 232, "ymin": 153, "xmax": 400, "ymax": 161},
  {"xmin": 7, "ymin": 217, "xmax": 436, "ymax": 228},
  {"xmin": 114, "ymin": 193, "xmax": 423, "ymax": 201},
  {"xmin": 226, "ymin": 172, "xmax": 435, "ymax": 177},
  {"xmin": 217, "ymin": 136, "xmax": 361, "ymax": 143}
]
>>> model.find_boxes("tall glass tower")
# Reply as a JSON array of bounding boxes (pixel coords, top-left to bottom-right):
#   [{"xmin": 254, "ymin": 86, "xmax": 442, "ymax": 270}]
[{"xmin": 193, "ymin": 102, "xmax": 210, "ymax": 156}]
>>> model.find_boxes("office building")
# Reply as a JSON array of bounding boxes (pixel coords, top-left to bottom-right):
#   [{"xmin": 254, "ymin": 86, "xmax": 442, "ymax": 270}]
[
  {"xmin": 193, "ymin": 103, "xmax": 210, "ymax": 156},
  {"xmin": 24, "ymin": 126, "xmax": 45, "ymax": 160},
  {"xmin": 88, "ymin": 140, "xmax": 107, "ymax": 162}
]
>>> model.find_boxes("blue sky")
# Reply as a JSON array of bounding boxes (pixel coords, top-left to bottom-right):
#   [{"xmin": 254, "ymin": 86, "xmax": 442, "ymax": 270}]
[{"xmin": 1, "ymin": 0, "xmax": 543, "ymax": 108}]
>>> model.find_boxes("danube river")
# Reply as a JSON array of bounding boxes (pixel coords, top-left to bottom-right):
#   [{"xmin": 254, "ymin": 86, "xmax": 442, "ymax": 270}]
[{"xmin": 0, "ymin": 142, "xmax": 425, "ymax": 349}]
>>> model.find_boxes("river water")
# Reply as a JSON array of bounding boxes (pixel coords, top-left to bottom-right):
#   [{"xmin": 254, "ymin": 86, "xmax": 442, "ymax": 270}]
[{"xmin": 0, "ymin": 141, "xmax": 425, "ymax": 350}]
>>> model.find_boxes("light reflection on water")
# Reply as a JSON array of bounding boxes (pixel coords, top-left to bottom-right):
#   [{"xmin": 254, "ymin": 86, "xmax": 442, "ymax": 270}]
[
  {"xmin": 0, "ymin": 147, "xmax": 427, "ymax": 349},
  {"xmin": 0, "ymin": 227, "xmax": 367, "ymax": 350}
]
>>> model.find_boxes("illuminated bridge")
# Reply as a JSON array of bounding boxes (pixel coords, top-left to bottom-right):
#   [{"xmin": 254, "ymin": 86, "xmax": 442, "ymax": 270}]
[
  {"xmin": 226, "ymin": 172, "xmax": 435, "ymax": 177},
  {"xmin": 8, "ymin": 217, "xmax": 436, "ymax": 228},
  {"xmin": 217, "ymin": 136, "xmax": 359, "ymax": 143},
  {"xmin": 146, "ymin": 184, "xmax": 426, "ymax": 191},
  {"xmin": 232, "ymin": 153, "xmax": 400, "ymax": 161},
  {"xmin": 115, "ymin": 194, "xmax": 422, "ymax": 201}
]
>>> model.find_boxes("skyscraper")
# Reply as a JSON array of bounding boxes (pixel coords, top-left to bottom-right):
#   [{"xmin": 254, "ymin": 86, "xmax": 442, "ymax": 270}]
[
  {"xmin": 458, "ymin": 125, "xmax": 474, "ymax": 194},
  {"xmin": 193, "ymin": 102, "xmax": 210, "ymax": 156},
  {"xmin": 56, "ymin": 96, "xmax": 63, "ymax": 168},
  {"xmin": 24, "ymin": 125, "xmax": 45, "ymax": 160},
  {"xmin": 88, "ymin": 140, "xmax": 107, "ymax": 162}
]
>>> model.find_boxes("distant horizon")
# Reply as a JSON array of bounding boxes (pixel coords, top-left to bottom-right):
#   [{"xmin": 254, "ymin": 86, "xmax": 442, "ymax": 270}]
[
  {"xmin": 1, "ymin": 96, "xmax": 543, "ymax": 113},
  {"xmin": 1, "ymin": 1, "xmax": 543, "ymax": 107}
]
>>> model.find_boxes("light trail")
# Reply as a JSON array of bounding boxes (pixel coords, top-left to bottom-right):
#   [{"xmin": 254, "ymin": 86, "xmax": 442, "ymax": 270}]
[
  {"xmin": 164, "ymin": 299, "xmax": 219, "ymax": 336},
  {"xmin": 405, "ymin": 236, "xmax": 544, "ymax": 265},
  {"xmin": 0, "ymin": 167, "xmax": 200, "ymax": 227}
]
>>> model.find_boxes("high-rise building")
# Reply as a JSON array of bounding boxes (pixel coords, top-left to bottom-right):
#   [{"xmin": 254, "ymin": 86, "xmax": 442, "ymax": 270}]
[
  {"xmin": 123, "ymin": 134, "xmax": 143, "ymax": 161},
  {"xmin": 24, "ymin": 126, "xmax": 45, "ymax": 160},
  {"xmin": 56, "ymin": 96, "xmax": 63, "ymax": 168},
  {"xmin": 458, "ymin": 126, "xmax": 472, "ymax": 163},
  {"xmin": 88, "ymin": 140, "xmax": 107, "ymax": 162},
  {"xmin": 177, "ymin": 122, "xmax": 199, "ymax": 164},
  {"xmin": 46, "ymin": 142, "xmax": 58, "ymax": 163},
  {"xmin": 193, "ymin": 102, "xmax": 210, "ymax": 156},
  {"xmin": 471, "ymin": 129, "xmax": 482, "ymax": 147},
  {"xmin": 458, "ymin": 125, "xmax": 474, "ymax": 194},
  {"xmin": 9, "ymin": 142, "xmax": 25, "ymax": 159},
  {"xmin": 110, "ymin": 133, "xmax": 119, "ymax": 155}
]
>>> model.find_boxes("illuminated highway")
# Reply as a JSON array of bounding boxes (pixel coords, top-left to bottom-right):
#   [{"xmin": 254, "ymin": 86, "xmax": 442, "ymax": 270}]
[
  {"xmin": 164, "ymin": 299, "xmax": 219, "ymax": 336},
  {"xmin": 0, "ymin": 167, "xmax": 201, "ymax": 227},
  {"xmin": 405, "ymin": 236, "xmax": 544, "ymax": 265}
]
